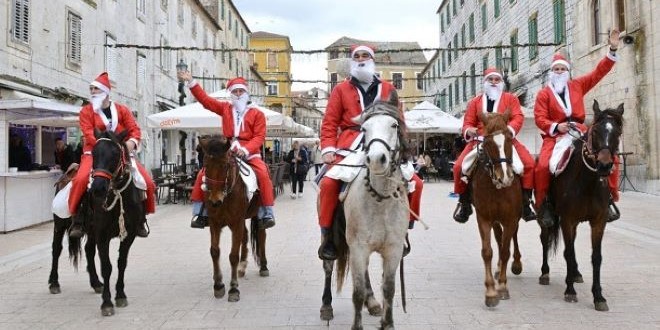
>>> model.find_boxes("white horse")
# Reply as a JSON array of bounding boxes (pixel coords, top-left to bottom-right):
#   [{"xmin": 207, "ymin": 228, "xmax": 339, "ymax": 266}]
[{"xmin": 335, "ymin": 93, "xmax": 410, "ymax": 330}]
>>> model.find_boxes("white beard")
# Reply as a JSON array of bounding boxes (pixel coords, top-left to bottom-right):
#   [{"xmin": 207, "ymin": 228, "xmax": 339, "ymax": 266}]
[
  {"xmin": 483, "ymin": 81, "xmax": 504, "ymax": 101},
  {"xmin": 231, "ymin": 93, "xmax": 249, "ymax": 114},
  {"xmin": 549, "ymin": 72, "xmax": 569, "ymax": 93},
  {"xmin": 350, "ymin": 59, "xmax": 375, "ymax": 84},
  {"xmin": 90, "ymin": 93, "xmax": 108, "ymax": 111}
]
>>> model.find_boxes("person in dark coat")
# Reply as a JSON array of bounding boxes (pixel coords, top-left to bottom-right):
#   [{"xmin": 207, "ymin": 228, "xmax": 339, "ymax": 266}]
[
  {"xmin": 286, "ymin": 141, "xmax": 308, "ymax": 199},
  {"xmin": 8, "ymin": 134, "xmax": 32, "ymax": 171},
  {"xmin": 54, "ymin": 137, "xmax": 75, "ymax": 171}
]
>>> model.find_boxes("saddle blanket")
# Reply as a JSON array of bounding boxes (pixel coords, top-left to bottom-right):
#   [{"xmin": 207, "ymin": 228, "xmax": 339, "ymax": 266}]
[
  {"xmin": 549, "ymin": 134, "xmax": 576, "ymax": 175},
  {"xmin": 461, "ymin": 143, "xmax": 524, "ymax": 176},
  {"xmin": 236, "ymin": 159, "xmax": 258, "ymax": 201}
]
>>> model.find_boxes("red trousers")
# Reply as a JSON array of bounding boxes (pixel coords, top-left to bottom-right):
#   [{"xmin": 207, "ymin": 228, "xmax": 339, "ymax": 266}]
[
  {"xmin": 318, "ymin": 163, "xmax": 423, "ymax": 228},
  {"xmin": 453, "ymin": 139, "xmax": 535, "ymax": 194},
  {"xmin": 534, "ymin": 136, "xmax": 620, "ymax": 207},
  {"xmin": 68, "ymin": 154, "xmax": 156, "ymax": 214},
  {"xmin": 191, "ymin": 157, "xmax": 274, "ymax": 206}
]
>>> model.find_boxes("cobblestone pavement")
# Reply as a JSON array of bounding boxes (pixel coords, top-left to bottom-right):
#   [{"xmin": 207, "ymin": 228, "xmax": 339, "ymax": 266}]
[{"xmin": 1, "ymin": 181, "xmax": 659, "ymax": 329}]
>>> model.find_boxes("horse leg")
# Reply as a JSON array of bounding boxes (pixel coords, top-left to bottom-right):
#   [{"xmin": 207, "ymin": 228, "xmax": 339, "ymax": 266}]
[
  {"xmin": 562, "ymin": 223, "xmax": 579, "ymax": 303},
  {"xmin": 258, "ymin": 227, "xmax": 269, "ymax": 277},
  {"xmin": 238, "ymin": 223, "xmax": 248, "ymax": 278},
  {"xmin": 49, "ymin": 218, "xmax": 67, "ymax": 294},
  {"xmin": 210, "ymin": 225, "xmax": 224, "ymax": 298},
  {"xmin": 97, "ymin": 237, "xmax": 114, "ymax": 316},
  {"xmin": 364, "ymin": 269, "xmax": 382, "ymax": 316},
  {"xmin": 380, "ymin": 246, "xmax": 402, "ymax": 330},
  {"xmin": 492, "ymin": 224, "xmax": 503, "ymax": 280},
  {"xmin": 320, "ymin": 260, "xmax": 334, "ymax": 321},
  {"xmin": 591, "ymin": 221, "xmax": 609, "ymax": 311},
  {"xmin": 477, "ymin": 217, "xmax": 498, "ymax": 307},
  {"xmin": 539, "ymin": 226, "xmax": 551, "ymax": 285},
  {"xmin": 227, "ymin": 225, "xmax": 244, "ymax": 302},
  {"xmin": 511, "ymin": 225, "xmax": 523, "ymax": 275},
  {"xmin": 115, "ymin": 235, "xmax": 136, "ymax": 308},
  {"xmin": 350, "ymin": 250, "xmax": 368, "ymax": 330},
  {"xmin": 497, "ymin": 221, "xmax": 517, "ymax": 300},
  {"xmin": 85, "ymin": 233, "xmax": 103, "ymax": 293}
]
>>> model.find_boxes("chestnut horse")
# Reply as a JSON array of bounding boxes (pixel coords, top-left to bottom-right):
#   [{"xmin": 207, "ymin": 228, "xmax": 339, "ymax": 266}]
[
  {"xmin": 470, "ymin": 110, "xmax": 523, "ymax": 307},
  {"xmin": 198, "ymin": 135, "xmax": 266, "ymax": 302},
  {"xmin": 539, "ymin": 100, "xmax": 624, "ymax": 311}
]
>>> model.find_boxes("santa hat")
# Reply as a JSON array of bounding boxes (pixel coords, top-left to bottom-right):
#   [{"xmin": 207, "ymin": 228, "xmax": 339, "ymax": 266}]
[
  {"xmin": 90, "ymin": 72, "xmax": 111, "ymax": 94},
  {"xmin": 350, "ymin": 44, "xmax": 375, "ymax": 59},
  {"xmin": 551, "ymin": 53, "xmax": 571, "ymax": 70},
  {"xmin": 483, "ymin": 68, "xmax": 503, "ymax": 80},
  {"xmin": 227, "ymin": 77, "xmax": 248, "ymax": 92}
]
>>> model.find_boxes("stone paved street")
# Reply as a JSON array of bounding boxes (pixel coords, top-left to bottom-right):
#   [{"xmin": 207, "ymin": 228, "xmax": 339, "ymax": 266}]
[{"xmin": 1, "ymin": 181, "xmax": 660, "ymax": 329}]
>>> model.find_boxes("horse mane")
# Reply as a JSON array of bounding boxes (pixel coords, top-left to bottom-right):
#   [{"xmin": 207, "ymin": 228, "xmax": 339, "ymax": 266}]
[
  {"xmin": 203, "ymin": 135, "xmax": 230, "ymax": 158},
  {"xmin": 362, "ymin": 99, "xmax": 411, "ymax": 157},
  {"xmin": 595, "ymin": 108, "xmax": 624, "ymax": 129},
  {"xmin": 482, "ymin": 111, "xmax": 509, "ymax": 135}
]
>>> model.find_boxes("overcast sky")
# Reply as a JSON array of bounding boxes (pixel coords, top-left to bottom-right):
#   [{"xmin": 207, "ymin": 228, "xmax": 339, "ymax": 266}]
[{"xmin": 232, "ymin": 0, "xmax": 440, "ymax": 91}]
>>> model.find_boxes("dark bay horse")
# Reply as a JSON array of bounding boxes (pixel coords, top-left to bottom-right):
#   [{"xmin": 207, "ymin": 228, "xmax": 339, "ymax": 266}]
[
  {"xmin": 70, "ymin": 129, "xmax": 144, "ymax": 316},
  {"xmin": 539, "ymin": 100, "xmax": 624, "ymax": 311},
  {"xmin": 470, "ymin": 111, "xmax": 524, "ymax": 307},
  {"xmin": 199, "ymin": 135, "xmax": 266, "ymax": 302},
  {"xmin": 48, "ymin": 164, "xmax": 103, "ymax": 295}
]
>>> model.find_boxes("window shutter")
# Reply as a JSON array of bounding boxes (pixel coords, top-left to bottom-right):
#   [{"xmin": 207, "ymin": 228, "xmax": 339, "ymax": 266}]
[
  {"xmin": 68, "ymin": 12, "xmax": 82, "ymax": 64},
  {"xmin": 137, "ymin": 54, "xmax": 146, "ymax": 90},
  {"xmin": 105, "ymin": 34, "xmax": 118, "ymax": 80},
  {"xmin": 12, "ymin": 0, "xmax": 30, "ymax": 44}
]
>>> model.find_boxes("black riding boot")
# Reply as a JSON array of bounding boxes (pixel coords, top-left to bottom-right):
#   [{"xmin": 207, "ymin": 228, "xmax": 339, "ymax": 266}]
[
  {"xmin": 137, "ymin": 217, "xmax": 150, "ymax": 238},
  {"xmin": 69, "ymin": 213, "xmax": 85, "ymax": 239},
  {"xmin": 318, "ymin": 228, "xmax": 337, "ymax": 261},
  {"xmin": 522, "ymin": 189, "xmax": 537, "ymax": 221},
  {"xmin": 536, "ymin": 199, "xmax": 557, "ymax": 228},
  {"xmin": 607, "ymin": 198, "xmax": 620, "ymax": 222},
  {"xmin": 452, "ymin": 192, "xmax": 473, "ymax": 223},
  {"xmin": 190, "ymin": 215, "xmax": 208, "ymax": 229}
]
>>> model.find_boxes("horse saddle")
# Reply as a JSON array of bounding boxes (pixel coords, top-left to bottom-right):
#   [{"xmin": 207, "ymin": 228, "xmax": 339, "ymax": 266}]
[
  {"xmin": 549, "ymin": 134, "xmax": 576, "ymax": 176},
  {"xmin": 325, "ymin": 151, "xmax": 366, "ymax": 183},
  {"xmin": 52, "ymin": 163, "xmax": 80, "ymax": 219}
]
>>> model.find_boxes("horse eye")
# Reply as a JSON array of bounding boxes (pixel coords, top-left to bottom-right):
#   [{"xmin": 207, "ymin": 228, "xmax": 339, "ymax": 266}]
[{"xmin": 391, "ymin": 123, "xmax": 398, "ymax": 129}]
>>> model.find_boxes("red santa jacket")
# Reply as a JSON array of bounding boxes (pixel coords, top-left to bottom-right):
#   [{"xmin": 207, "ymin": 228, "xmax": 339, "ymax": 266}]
[
  {"xmin": 190, "ymin": 84, "xmax": 266, "ymax": 157},
  {"xmin": 79, "ymin": 102, "xmax": 141, "ymax": 153},
  {"xmin": 462, "ymin": 92, "xmax": 524, "ymax": 140},
  {"xmin": 321, "ymin": 78, "xmax": 398, "ymax": 155},
  {"xmin": 534, "ymin": 54, "xmax": 616, "ymax": 136}
]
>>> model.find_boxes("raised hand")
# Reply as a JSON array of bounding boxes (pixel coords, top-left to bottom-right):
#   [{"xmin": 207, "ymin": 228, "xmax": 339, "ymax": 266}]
[{"xmin": 609, "ymin": 28, "xmax": 620, "ymax": 50}]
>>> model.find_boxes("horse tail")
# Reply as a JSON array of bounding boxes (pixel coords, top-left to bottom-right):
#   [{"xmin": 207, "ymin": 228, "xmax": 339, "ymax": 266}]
[
  {"xmin": 333, "ymin": 205, "xmax": 350, "ymax": 291},
  {"xmin": 67, "ymin": 231, "xmax": 83, "ymax": 271},
  {"xmin": 546, "ymin": 220, "xmax": 561, "ymax": 256},
  {"xmin": 249, "ymin": 217, "xmax": 261, "ymax": 266},
  {"xmin": 335, "ymin": 247, "xmax": 349, "ymax": 292}
]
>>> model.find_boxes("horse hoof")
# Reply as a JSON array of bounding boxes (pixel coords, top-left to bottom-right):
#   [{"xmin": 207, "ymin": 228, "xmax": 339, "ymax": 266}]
[
  {"xmin": 485, "ymin": 296, "xmax": 499, "ymax": 307},
  {"xmin": 101, "ymin": 306, "xmax": 115, "ymax": 316},
  {"xmin": 595, "ymin": 301, "xmax": 609, "ymax": 312},
  {"xmin": 259, "ymin": 269, "xmax": 269, "ymax": 277},
  {"xmin": 539, "ymin": 274, "xmax": 550, "ymax": 285},
  {"xmin": 511, "ymin": 262, "xmax": 523, "ymax": 275},
  {"xmin": 49, "ymin": 285, "xmax": 61, "ymax": 294},
  {"xmin": 494, "ymin": 271, "xmax": 500, "ymax": 281},
  {"xmin": 367, "ymin": 304, "xmax": 382, "ymax": 316},
  {"xmin": 228, "ymin": 288, "xmax": 240, "ymax": 302},
  {"xmin": 564, "ymin": 294, "xmax": 578, "ymax": 303},
  {"xmin": 574, "ymin": 275, "xmax": 584, "ymax": 283},
  {"xmin": 320, "ymin": 305, "xmax": 334, "ymax": 321},
  {"xmin": 93, "ymin": 285, "xmax": 104, "ymax": 294},
  {"xmin": 498, "ymin": 289, "xmax": 510, "ymax": 300},
  {"xmin": 115, "ymin": 298, "xmax": 128, "ymax": 308},
  {"xmin": 214, "ymin": 283, "xmax": 226, "ymax": 299}
]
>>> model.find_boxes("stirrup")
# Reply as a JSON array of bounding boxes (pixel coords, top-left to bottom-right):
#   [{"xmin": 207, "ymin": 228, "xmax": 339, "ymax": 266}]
[
  {"xmin": 452, "ymin": 203, "xmax": 471, "ymax": 223},
  {"xmin": 607, "ymin": 201, "xmax": 620, "ymax": 222},
  {"xmin": 137, "ymin": 221, "xmax": 150, "ymax": 238},
  {"xmin": 190, "ymin": 215, "xmax": 208, "ymax": 229}
]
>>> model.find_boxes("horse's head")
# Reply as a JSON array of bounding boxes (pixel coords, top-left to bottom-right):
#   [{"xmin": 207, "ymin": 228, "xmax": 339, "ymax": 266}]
[
  {"xmin": 355, "ymin": 92, "xmax": 406, "ymax": 176},
  {"xmin": 587, "ymin": 100, "xmax": 624, "ymax": 176},
  {"xmin": 91, "ymin": 129, "xmax": 130, "ymax": 201},
  {"xmin": 199, "ymin": 135, "xmax": 233, "ymax": 205},
  {"xmin": 479, "ymin": 110, "xmax": 515, "ymax": 189}
]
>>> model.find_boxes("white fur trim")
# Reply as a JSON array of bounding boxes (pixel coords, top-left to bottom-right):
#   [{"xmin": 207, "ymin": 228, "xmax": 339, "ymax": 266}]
[
  {"xmin": 228, "ymin": 83, "xmax": 248, "ymax": 92},
  {"xmin": 186, "ymin": 79, "xmax": 198, "ymax": 88},
  {"xmin": 128, "ymin": 138, "xmax": 140, "ymax": 152},
  {"xmin": 351, "ymin": 46, "xmax": 375, "ymax": 58},
  {"xmin": 483, "ymin": 72, "xmax": 503, "ymax": 80},
  {"xmin": 507, "ymin": 125, "xmax": 516, "ymax": 137},
  {"xmin": 551, "ymin": 60, "xmax": 570, "ymax": 70},
  {"xmin": 90, "ymin": 81, "xmax": 110, "ymax": 94},
  {"xmin": 606, "ymin": 51, "xmax": 618, "ymax": 62},
  {"xmin": 321, "ymin": 146, "xmax": 336, "ymax": 156},
  {"xmin": 549, "ymin": 123, "xmax": 559, "ymax": 137}
]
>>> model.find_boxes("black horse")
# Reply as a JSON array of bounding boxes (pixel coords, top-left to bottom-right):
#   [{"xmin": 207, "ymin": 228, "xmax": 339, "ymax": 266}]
[
  {"xmin": 539, "ymin": 100, "xmax": 624, "ymax": 311},
  {"xmin": 70, "ymin": 129, "xmax": 144, "ymax": 316}
]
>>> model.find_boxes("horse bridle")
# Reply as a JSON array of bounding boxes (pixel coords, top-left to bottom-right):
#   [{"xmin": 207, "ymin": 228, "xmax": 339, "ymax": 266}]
[
  {"xmin": 477, "ymin": 129, "xmax": 513, "ymax": 179},
  {"xmin": 92, "ymin": 137, "xmax": 132, "ymax": 211},
  {"xmin": 567, "ymin": 119, "xmax": 618, "ymax": 174},
  {"xmin": 203, "ymin": 153, "xmax": 248, "ymax": 200}
]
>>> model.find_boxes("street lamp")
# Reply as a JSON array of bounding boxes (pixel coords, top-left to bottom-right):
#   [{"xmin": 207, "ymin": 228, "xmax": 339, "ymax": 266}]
[
  {"xmin": 501, "ymin": 51, "xmax": 512, "ymax": 91},
  {"xmin": 176, "ymin": 59, "xmax": 188, "ymax": 106}
]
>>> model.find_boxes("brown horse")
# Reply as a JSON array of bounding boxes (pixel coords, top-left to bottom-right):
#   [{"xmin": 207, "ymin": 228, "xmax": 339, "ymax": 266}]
[
  {"xmin": 539, "ymin": 100, "xmax": 624, "ymax": 311},
  {"xmin": 470, "ymin": 110, "xmax": 523, "ymax": 307},
  {"xmin": 199, "ymin": 135, "xmax": 265, "ymax": 302}
]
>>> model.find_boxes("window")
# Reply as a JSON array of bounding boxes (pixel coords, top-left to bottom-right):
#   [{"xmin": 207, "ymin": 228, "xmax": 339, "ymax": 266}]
[
  {"xmin": 440, "ymin": 89, "xmax": 447, "ymax": 110},
  {"xmin": 447, "ymin": 43, "xmax": 452, "ymax": 66},
  {"xmin": 452, "ymin": 0, "xmax": 457, "ymax": 16},
  {"xmin": 66, "ymin": 11, "xmax": 82, "ymax": 66},
  {"xmin": 462, "ymin": 71, "xmax": 467, "ymax": 101},
  {"xmin": 528, "ymin": 13, "xmax": 539, "ymax": 60},
  {"xmin": 11, "ymin": 0, "xmax": 30, "ymax": 45},
  {"xmin": 461, "ymin": 24, "xmax": 466, "ymax": 53},
  {"xmin": 446, "ymin": 6, "xmax": 451, "ymax": 25},
  {"xmin": 441, "ymin": 15, "xmax": 445, "ymax": 33},
  {"xmin": 329, "ymin": 50, "xmax": 339, "ymax": 59},
  {"xmin": 453, "ymin": 34, "xmax": 459, "ymax": 59},
  {"xmin": 228, "ymin": 51, "xmax": 232, "ymax": 70},
  {"xmin": 221, "ymin": 0, "xmax": 225, "ymax": 20},
  {"xmin": 553, "ymin": 0, "xmax": 566, "ymax": 44},
  {"xmin": 468, "ymin": 13, "xmax": 475, "ymax": 43},
  {"xmin": 161, "ymin": 0, "xmax": 167, "ymax": 10},
  {"xmin": 510, "ymin": 30, "xmax": 518, "ymax": 72},
  {"xmin": 228, "ymin": 11, "xmax": 232, "ymax": 30},
  {"xmin": 221, "ymin": 43, "xmax": 226, "ymax": 63},
  {"xmin": 592, "ymin": 0, "xmax": 601, "ymax": 46},
  {"xmin": 105, "ymin": 34, "xmax": 118, "ymax": 80},
  {"xmin": 267, "ymin": 53, "xmax": 277, "ymax": 69},
  {"xmin": 448, "ymin": 84, "xmax": 453, "ymax": 108},
  {"xmin": 392, "ymin": 73, "xmax": 403, "ymax": 90},
  {"xmin": 330, "ymin": 73, "xmax": 338, "ymax": 91},
  {"xmin": 481, "ymin": 3, "xmax": 487, "ymax": 31},
  {"xmin": 160, "ymin": 35, "xmax": 170, "ymax": 71},
  {"xmin": 494, "ymin": 0, "xmax": 501, "ymax": 18},
  {"xmin": 191, "ymin": 13, "xmax": 197, "ymax": 39},
  {"xmin": 267, "ymin": 82, "xmax": 278, "ymax": 96},
  {"xmin": 495, "ymin": 43, "xmax": 503, "ymax": 70},
  {"xmin": 615, "ymin": 0, "xmax": 626, "ymax": 31},
  {"xmin": 234, "ymin": 19, "xmax": 239, "ymax": 38},
  {"xmin": 137, "ymin": 53, "xmax": 146, "ymax": 91},
  {"xmin": 470, "ymin": 63, "xmax": 476, "ymax": 96},
  {"xmin": 482, "ymin": 53, "xmax": 489, "ymax": 72},
  {"xmin": 177, "ymin": 0, "xmax": 184, "ymax": 25},
  {"xmin": 416, "ymin": 72, "xmax": 423, "ymax": 90},
  {"xmin": 454, "ymin": 78, "xmax": 459, "ymax": 104},
  {"xmin": 442, "ymin": 50, "xmax": 447, "ymax": 73},
  {"xmin": 137, "ymin": 0, "xmax": 146, "ymax": 18}
]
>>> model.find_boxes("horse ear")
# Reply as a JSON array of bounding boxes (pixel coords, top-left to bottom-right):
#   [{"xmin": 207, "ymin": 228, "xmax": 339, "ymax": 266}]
[
  {"xmin": 94, "ymin": 128, "xmax": 102, "ymax": 139},
  {"xmin": 593, "ymin": 99, "xmax": 601, "ymax": 117},
  {"xmin": 386, "ymin": 90, "xmax": 399, "ymax": 107},
  {"xmin": 615, "ymin": 103, "xmax": 625, "ymax": 116}
]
